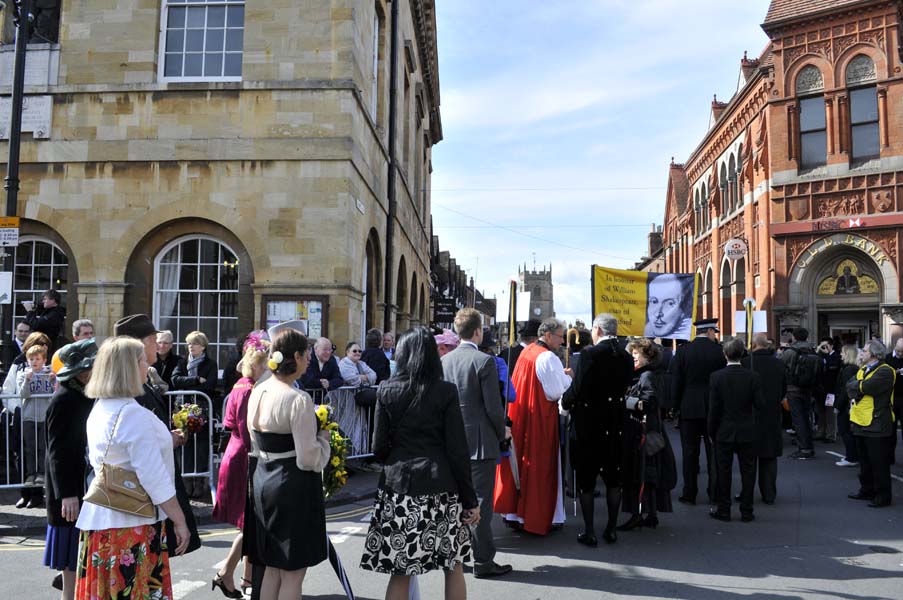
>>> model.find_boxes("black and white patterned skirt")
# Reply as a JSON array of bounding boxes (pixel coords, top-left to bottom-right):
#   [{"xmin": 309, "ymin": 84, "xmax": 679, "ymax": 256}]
[{"xmin": 359, "ymin": 489, "xmax": 472, "ymax": 575}]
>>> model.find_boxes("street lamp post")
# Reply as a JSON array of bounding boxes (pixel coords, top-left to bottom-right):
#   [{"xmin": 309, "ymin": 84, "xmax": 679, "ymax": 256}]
[{"xmin": 1, "ymin": 0, "xmax": 30, "ymax": 373}]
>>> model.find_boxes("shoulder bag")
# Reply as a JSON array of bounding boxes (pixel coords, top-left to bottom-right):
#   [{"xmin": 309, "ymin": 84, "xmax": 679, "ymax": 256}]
[
  {"xmin": 354, "ymin": 362, "xmax": 378, "ymax": 407},
  {"xmin": 83, "ymin": 405, "xmax": 157, "ymax": 518}
]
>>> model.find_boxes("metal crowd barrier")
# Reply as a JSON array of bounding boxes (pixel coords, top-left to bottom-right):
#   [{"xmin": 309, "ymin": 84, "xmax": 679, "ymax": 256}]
[
  {"xmin": 164, "ymin": 390, "xmax": 216, "ymax": 501},
  {"xmin": 305, "ymin": 385, "xmax": 374, "ymax": 459},
  {"xmin": 0, "ymin": 393, "xmax": 53, "ymax": 489}
]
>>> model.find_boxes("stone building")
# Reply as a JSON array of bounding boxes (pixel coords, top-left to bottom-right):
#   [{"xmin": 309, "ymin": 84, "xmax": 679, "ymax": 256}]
[
  {"xmin": 660, "ymin": 0, "xmax": 903, "ymax": 345},
  {"xmin": 0, "ymin": 0, "xmax": 440, "ymax": 365},
  {"xmin": 518, "ymin": 264, "xmax": 554, "ymax": 320}
]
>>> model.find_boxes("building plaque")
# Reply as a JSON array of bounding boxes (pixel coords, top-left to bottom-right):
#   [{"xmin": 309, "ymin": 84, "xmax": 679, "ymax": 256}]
[{"xmin": 0, "ymin": 95, "xmax": 52, "ymax": 139}]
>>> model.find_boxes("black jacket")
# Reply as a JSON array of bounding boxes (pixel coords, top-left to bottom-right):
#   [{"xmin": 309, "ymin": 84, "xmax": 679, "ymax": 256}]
[
  {"xmin": 817, "ymin": 350, "xmax": 842, "ymax": 396},
  {"xmin": 505, "ymin": 344, "xmax": 526, "ymax": 374},
  {"xmin": 171, "ymin": 355, "xmax": 219, "ymax": 400},
  {"xmin": 153, "ymin": 352, "xmax": 181, "ymax": 389},
  {"xmin": 671, "ymin": 336, "xmax": 727, "ymax": 419},
  {"xmin": 373, "ymin": 379, "xmax": 477, "ymax": 509},
  {"xmin": 44, "ymin": 382, "xmax": 93, "ymax": 527},
  {"xmin": 708, "ymin": 364, "xmax": 765, "ymax": 444},
  {"xmin": 834, "ymin": 363, "xmax": 859, "ymax": 413},
  {"xmin": 561, "ymin": 338, "xmax": 633, "ymax": 427},
  {"xmin": 300, "ymin": 355, "xmax": 345, "ymax": 391},
  {"xmin": 885, "ymin": 353, "xmax": 903, "ymax": 413},
  {"xmin": 360, "ymin": 348, "xmax": 390, "ymax": 383},
  {"xmin": 742, "ymin": 349, "xmax": 787, "ymax": 457},
  {"xmin": 24, "ymin": 304, "xmax": 65, "ymax": 340}
]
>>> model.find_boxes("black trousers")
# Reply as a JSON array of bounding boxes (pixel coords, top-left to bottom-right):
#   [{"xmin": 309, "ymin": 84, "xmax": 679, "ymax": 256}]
[
  {"xmin": 756, "ymin": 457, "xmax": 777, "ymax": 503},
  {"xmin": 715, "ymin": 440, "xmax": 756, "ymax": 515},
  {"xmin": 855, "ymin": 434, "xmax": 894, "ymax": 503},
  {"xmin": 680, "ymin": 418, "xmax": 714, "ymax": 501}
]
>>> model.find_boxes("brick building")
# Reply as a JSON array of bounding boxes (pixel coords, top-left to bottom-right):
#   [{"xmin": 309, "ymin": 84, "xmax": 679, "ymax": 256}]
[
  {"xmin": 0, "ymin": 1, "xmax": 439, "ymax": 364},
  {"xmin": 661, "ymin": 0, "xmax": 903, "ymax": 345}
]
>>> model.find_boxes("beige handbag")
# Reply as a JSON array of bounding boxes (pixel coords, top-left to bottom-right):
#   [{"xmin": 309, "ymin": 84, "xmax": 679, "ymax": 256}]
[{"xmin": 83, "ymin": 406, "xmax": 156, "ymax": 519}]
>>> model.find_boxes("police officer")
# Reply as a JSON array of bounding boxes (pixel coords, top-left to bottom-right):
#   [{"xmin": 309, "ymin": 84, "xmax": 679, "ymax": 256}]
[{"xmin": 670, "ymin": 318, "xmax": 726, "ymax": 504}]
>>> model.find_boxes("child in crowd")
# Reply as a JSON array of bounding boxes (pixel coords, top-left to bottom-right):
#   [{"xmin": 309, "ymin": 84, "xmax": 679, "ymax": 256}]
[{"xmin": 15, "ymin": 345, "xmax": 56, "ymax": 507}]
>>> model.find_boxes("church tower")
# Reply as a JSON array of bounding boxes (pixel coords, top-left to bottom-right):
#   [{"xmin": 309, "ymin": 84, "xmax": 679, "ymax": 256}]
[{"xmin": 518, "ymin": 263, "xmax": 555, "ymax": 320}]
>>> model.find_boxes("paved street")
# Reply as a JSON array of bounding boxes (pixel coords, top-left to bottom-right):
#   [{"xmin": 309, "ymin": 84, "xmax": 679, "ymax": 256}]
[{"xmin": 3, "ymin": 427, "xmax": 903, "ymax": 599}]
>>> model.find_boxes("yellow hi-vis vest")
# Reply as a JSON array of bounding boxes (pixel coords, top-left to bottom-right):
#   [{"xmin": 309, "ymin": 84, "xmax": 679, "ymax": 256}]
[{"xmin": 851, "ymin": 363, "xmax": 896, "ymax": 427}]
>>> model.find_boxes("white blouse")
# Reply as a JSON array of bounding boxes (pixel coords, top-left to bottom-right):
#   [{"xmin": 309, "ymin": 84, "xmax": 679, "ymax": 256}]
[
  {"xmin": 247, "ymin": 376, "xmax": 331, "ymax": 472},
  {"xmin": 535, "ymin": 350, "xmax": 572, "ymax": 401},
  {"xmin": 77, "ymin": 398, "xmax": 176, "ymax": 531}
]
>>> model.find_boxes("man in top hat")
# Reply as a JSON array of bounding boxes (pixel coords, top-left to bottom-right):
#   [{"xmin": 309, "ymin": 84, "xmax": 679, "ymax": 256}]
[
  {"xmin": 114, "ymin": 314, "xmax": 201, "ymax": 555},
  {"xmin": 671, "ymin": 317, "xmax": 726, "ymax": 505},
  {"xmin": 506, "ymin": 319, "xmax": 541, "ymax": 375}
]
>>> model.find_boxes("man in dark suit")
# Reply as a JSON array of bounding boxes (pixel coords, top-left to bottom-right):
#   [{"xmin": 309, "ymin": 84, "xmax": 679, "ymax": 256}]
[
  {"xmin": 505, "ymin": 319, "xmax": 540, "ymax": 374},
  {"xmin": 671, "ymin": 318, "xmax": 726, "ymax": 504},
  {"xmin": 442, "ymin": 308, "xmax": 511, "ymax": 579},
  {"xmin": 709, "ymin": 338, "xmax": 765, "ymax": 522},
  {"xmin": 741, "ymin": 333, "xmax": 787, "ymax": 504},
  {"xmin": 300, "ymin": 337, "xmax": 344, "ymax": 392},
  {"xmin": 561, "ymin": 313, "xmax": 633, "ymax": 546}
]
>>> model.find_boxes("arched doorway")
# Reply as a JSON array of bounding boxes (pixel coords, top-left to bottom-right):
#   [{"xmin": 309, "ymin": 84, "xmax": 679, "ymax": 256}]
[{"xmin": 785, "ymin": 233, "xmax": 899, "ymax": 345}]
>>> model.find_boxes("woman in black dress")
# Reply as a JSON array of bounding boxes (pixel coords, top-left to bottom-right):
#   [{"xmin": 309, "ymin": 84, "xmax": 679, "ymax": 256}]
[
  {"xmin": 619, "ymin": 338, "xmax": 676, "ymax": 531},
  {"xmin": 360, "ymin": 327, "xmax": 480, "ymax": 600},
  {"xmin": 246, "ymin": 328, "xmax": 331, "ymax": 600},
  {"xmin": 43, "ymin": 338, "xmax": 97, "ymax": 600}
]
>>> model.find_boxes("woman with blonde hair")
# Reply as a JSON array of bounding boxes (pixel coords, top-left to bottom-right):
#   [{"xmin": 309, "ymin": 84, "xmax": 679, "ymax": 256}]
[
  {"xmin": 834, "ymin": 344, "xmax": 861, "ymax": 468},
  {"xmin": 171, "ymin": 330, "xmax": 219, "ymax": 401},
  {"xmin": 211, "ymin": 331, "xmax": 270, "ymax": 598},
  {"xmin": 247, "ymin": 328, "xmax": 330, "ymax": 600},
  {"xmin": 75, "ymin": 337, "xmax": 190, "ymax": 599}
]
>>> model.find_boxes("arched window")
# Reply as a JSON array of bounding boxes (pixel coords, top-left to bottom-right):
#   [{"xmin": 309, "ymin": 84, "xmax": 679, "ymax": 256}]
[
  {"xmin": 728, "ymin": 155, "xmax": 737, "ymax": 212},
  {"xmin": 701, "ymin": 183, "xmax": 709, "ymax": 230},
  {"xmin": 796, "ymin": 65, "xmax": 826, "ymax": 169},
  {"xmin": 736, "ymin": 144, "xmax": 744, "ymax": 209},
  {"xmin": 719, "ymin": 163, "xmax": 729, "ymax": 214},
  {"xmin": 846, "ymin": 55, "xmax": 879, "ymax": 161},
  {"xmin": 154, "ymin": 236, "xmax": 239, "ymax": 366},
  {"xmin": 693, "ymin": 190, "xmax": 700, "ymax": 229},
  {"xmin": 13, "ymin": 238, "xmax": 69, "ymax": 324}
]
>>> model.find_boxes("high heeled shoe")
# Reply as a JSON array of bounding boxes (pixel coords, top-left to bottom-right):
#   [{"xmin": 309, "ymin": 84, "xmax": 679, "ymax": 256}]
[
  {"xmin": 641, "ymin": 515, "xmax": 659, "ymax": 529},
  {"xmin": 211, "ymin": 574, "xmax": 243, "ymax": 599},
  {"xmin": 240, "ymin": 577, "xmax": 253, "ymax": 596},
  {"xmin": 616, "ymin": 514, "xmax": 644, "ymax": 531}
]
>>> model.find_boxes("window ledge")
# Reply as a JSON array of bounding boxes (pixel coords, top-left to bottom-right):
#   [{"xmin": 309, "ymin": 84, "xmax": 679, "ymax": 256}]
[
  {"xmin": 849, "ymin": 158, "xmax": 881, "ymax": 172},
  {"xmin": 0, "ymin": 44, "xmax": 60, "ymax": 87}
]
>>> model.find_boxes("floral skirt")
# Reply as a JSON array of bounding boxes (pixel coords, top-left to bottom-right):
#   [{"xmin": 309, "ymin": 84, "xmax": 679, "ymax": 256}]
[
  {"xmin": 360, "ymin": 489, "xmax": 472, "ymax": 575},
  {"xmin": 75, "ymin": 523, "xmax": 172, "ymax": 600}
]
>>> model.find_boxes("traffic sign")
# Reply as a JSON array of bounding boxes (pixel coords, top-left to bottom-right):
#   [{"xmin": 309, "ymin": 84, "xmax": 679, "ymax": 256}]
[{"xmin": 0, "ymin": 216, "xmax": 19, "ymax": 247}]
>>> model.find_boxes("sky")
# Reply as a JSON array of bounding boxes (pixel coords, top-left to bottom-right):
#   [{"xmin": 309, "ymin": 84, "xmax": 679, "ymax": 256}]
[{"xmin": 431, "ymin": 0, "xmax": 774, "ymax": 327}]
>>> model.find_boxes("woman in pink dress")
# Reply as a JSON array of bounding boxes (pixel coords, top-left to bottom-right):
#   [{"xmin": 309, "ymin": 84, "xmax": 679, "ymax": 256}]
[{"xmin": 212, "ymin": 332, "xmax": 270, "ymax": 598}]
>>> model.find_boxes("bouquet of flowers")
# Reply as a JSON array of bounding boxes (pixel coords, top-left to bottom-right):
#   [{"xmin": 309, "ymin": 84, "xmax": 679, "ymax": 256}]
[
  {"xmin": 316, "ymin": 404, "xmax": 351, "ymax": 498},
  {"xmin": 171, "ymin": 403, "xmax": 207, "ymax": 435}
]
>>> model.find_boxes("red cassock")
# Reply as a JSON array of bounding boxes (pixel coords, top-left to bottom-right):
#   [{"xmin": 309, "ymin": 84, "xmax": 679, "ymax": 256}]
[{"xmin": 493, "ymin": 342, "xmax": 559, "ymax": 535}]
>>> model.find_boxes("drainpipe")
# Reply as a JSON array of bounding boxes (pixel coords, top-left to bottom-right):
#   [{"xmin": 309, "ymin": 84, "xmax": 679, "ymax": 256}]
[{"xmin": 383, "ymin": 0, "xmax": 399, "ymax": 332}]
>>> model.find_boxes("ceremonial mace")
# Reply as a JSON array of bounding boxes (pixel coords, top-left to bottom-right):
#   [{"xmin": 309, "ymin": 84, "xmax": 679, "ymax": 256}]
[{"xmin": 565, "ymin": 327, "xmax": 580, "ymax": 368}]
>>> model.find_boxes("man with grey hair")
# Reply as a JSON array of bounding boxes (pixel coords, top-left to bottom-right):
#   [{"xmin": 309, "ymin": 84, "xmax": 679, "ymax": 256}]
[
  {"xmin": 301, "ymin": 337, "xmax": 344, "ymax": 391},
  {"xmin": 846, "ymin": 338, "xmax": 895, "ymax": 507},
  {"xmin": 71, "ymin": 319, "xmax": 94, "ymax": 340},
  {"xmin": 562, "ymin": 313, "xmax": 633, "ymax": 545},
  {"xmin": 496, "ymin": 317, "xmax": 573, "ymax": 535}
]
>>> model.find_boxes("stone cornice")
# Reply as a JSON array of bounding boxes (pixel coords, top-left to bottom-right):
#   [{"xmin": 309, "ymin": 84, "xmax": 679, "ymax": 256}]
[{"xmin": 411, "ymin": 0, "xmax": 442, "ymax": 143}]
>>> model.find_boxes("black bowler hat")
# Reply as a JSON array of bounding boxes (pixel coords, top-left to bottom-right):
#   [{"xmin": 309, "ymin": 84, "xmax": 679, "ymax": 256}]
[
  {"xmin": 478, "ymin": 327, "xmax": 497, "ymax": 350},
  {"xmin": 694, "ymin": 318, "xmax": 720, "ymax": 333},
  {"xmin": 519, "ymin": 319, "xmax": 541, "ymax": 338},
  {"xmin": 114, "ymin": 314, "xmax": 159, "ymax": 339}
]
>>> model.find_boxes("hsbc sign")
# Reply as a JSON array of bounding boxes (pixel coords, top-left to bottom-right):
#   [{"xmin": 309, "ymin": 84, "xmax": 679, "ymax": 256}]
[{"xmin": 724, "ymin": 238, "xmax": 748, "ymax": 261}]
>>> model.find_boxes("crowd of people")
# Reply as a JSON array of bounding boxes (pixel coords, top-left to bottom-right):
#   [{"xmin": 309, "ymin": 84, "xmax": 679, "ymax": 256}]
[{"xmin": 3, "ymin": 285, "xmax": 900, "ymax": 600}]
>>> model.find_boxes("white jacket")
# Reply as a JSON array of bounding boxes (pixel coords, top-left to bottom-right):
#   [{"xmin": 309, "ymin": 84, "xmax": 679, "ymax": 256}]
[{"xmin": 77, "ymin": 398, "xmax": 176, "ymax": 531}]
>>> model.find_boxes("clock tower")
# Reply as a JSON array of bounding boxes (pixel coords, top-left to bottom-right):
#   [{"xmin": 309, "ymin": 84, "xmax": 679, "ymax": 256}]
[{"xmin": 518, "ymin": 263, "xmax": 555, "ymax": 319}]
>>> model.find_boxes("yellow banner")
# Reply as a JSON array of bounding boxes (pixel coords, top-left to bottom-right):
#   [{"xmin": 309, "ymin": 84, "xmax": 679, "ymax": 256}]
[{"xmin": 591, "ymin": 266, "xmax": 699, "ymax": 339}]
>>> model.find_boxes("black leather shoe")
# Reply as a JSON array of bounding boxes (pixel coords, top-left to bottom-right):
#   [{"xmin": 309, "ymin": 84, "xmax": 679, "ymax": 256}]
[
  {"xmin": 616, "ymin": 514, "xmax": 644, "ymax": 531},
  {"xmin": 709, "ymin": 510, "xmax": 731, "ymax": 522},
  {"xmin": 602, "ymin": 528, "xmax": 617, "ymax": 544},
  {"xmin": 740, "ymin": 513, "xmax": 755, "ymax": 522},
  {"xmin": 641, "ymin": 515, "xmax": 659, "ymax": 529},
  {"xmin": 51, "ymin": 572, "xmax": 63, "ymax": 591},
  {"xmin": 848, "ymin": 492, "xmax": 875, "ymax": 501},
  {"xmin": 678, "ymin": 496, "xmax": 696, "ymax": 505},
  {"xmin": 868, "ymin": 499, "xmax": 891, "ymax": 508},
  {"xmin": 577, "ymin": 532, "xmax": 598, "ymax": 547},
  {"xmin": 474, "ymin": 563, "xmax": 513, "ymax": 579},
  {"xmin": 25, "ymin": 497, "xmax": 43, "ymax": 509}
]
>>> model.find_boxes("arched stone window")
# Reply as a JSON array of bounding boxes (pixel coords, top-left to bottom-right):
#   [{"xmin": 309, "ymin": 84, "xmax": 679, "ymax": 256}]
[
  {"xmin": 154, "ymin": 235, "xmax": 239, "ymax": 366},
  {"xmin": 719, "ymin": 163, "xmax": 729, "ymax": 214},
  {"xmin": 701, "ymin": 183, "xmax": 709, "ymax": 230},
  {"xmin": 796, "ymin": 65, "xmax": 827, "ymax": 169},
  {"xmin": 846, "ymin": 55, "xmax": 879, "ymax": 161},
  {"xmin": 13, "ymin": 238, "xmax": 69, "ymax": 324},
  {"xmin": 728, "ymin": 155, "xmax": 738, "ymax": 212}
]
